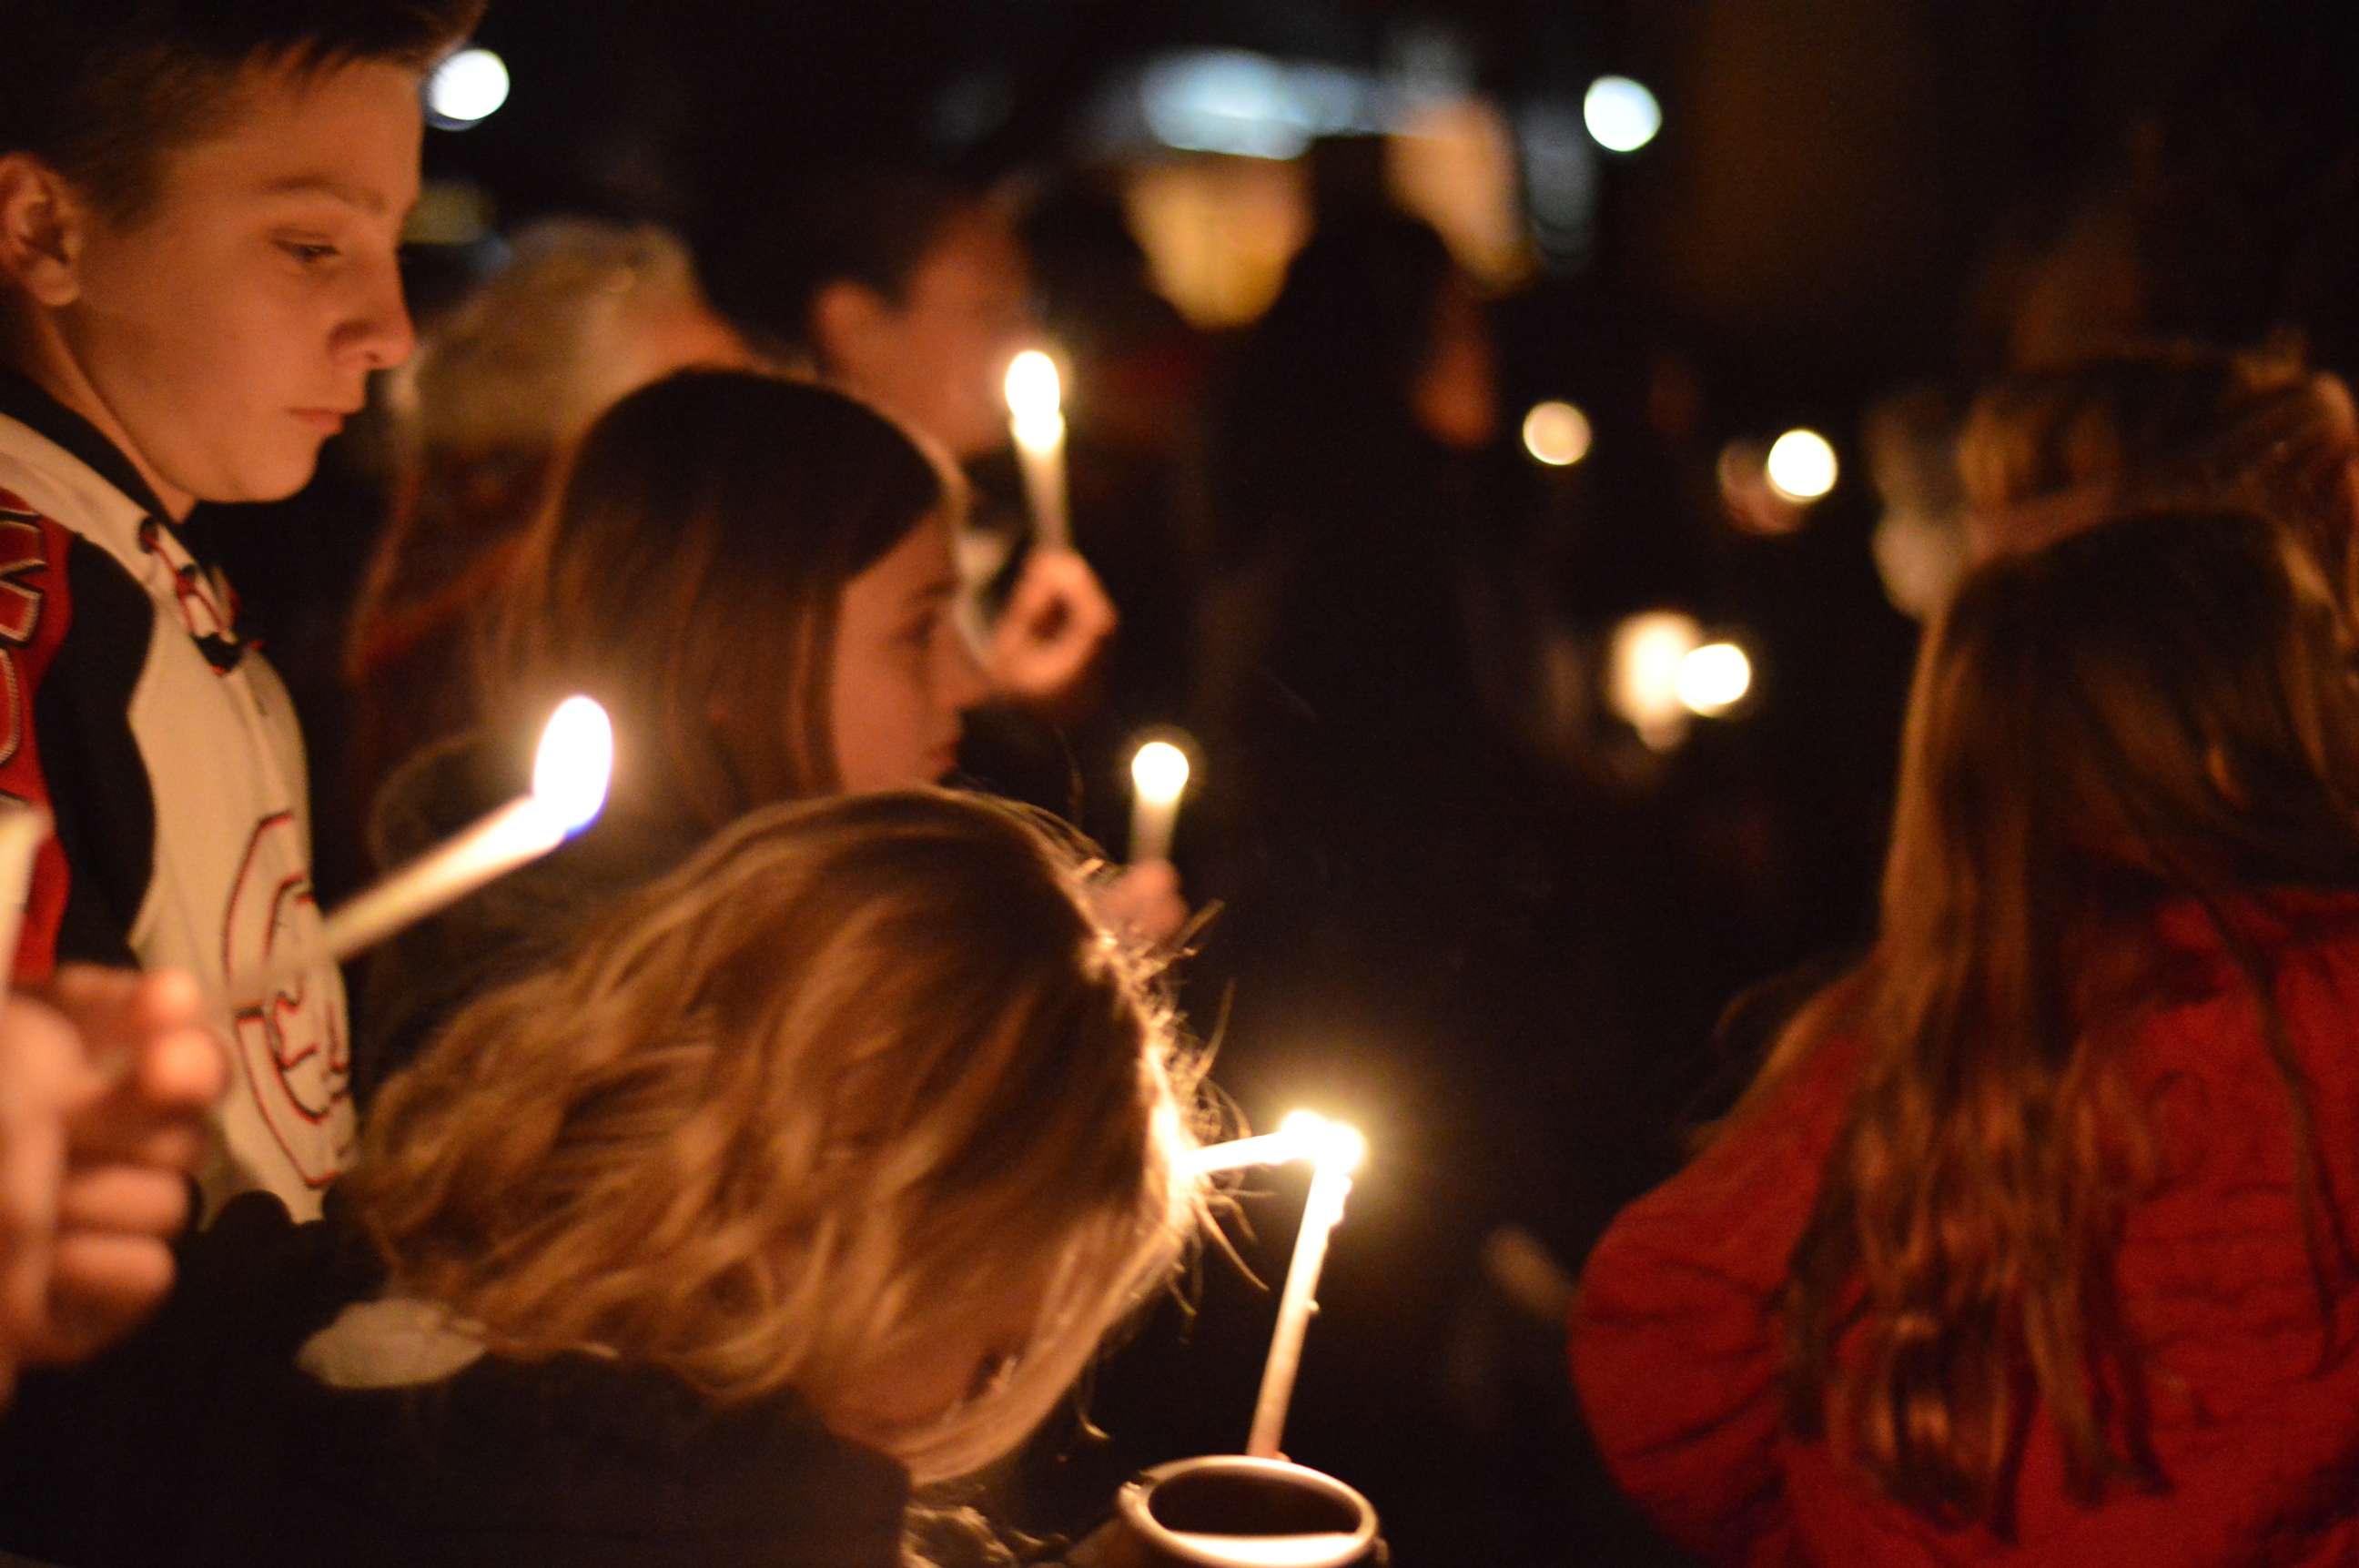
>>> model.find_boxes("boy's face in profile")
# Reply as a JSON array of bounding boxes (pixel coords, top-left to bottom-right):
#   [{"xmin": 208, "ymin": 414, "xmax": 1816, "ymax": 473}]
[{"xmin": 50, "ymin": 60, "xmax": 423, "ymax": 514}]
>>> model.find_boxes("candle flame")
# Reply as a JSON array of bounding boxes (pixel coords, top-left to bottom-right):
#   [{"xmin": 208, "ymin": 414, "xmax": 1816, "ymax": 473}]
[
  {"xmin": 1677, "ymin": 641, "xmax": 1753, "ymax": 716},
  {"xmin": 1130, "ymin": 739, "xmax": 1191, "ymax": 807},
  {"xmin": 1004, "ymin": 349, "xmax": 1062, "ymax": 420},
  {"xmin": 532, "ymin": 695, "xmax": 614, "ymax": 835},
  {"xmin": 1007, "ymin": 350, "xmax": 1066, "ymax": 458},
  {"xmin": 1765, "ymin": 428, "xmax": 1838, "ymax": 502},
  {"xmin": 1278, "ymin": 1109, "xmax": 1368, "ymax": 1176}
]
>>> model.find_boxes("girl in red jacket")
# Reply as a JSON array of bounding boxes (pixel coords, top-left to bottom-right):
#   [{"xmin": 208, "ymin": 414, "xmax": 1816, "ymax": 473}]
[{"xmin": 1573, "ymin": 508, "xmax": 2359, "ymax": 1564}]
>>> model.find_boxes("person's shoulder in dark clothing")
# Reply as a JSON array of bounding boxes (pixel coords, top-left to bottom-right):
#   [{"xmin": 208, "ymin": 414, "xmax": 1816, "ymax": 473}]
[
  {"xmin": 0, "ymin": 1190, "xmax": 380, "ymax": 1566},
  {"xmin": 0, "ymin": 1189, "xmax": 911, "ymax": 1567},
  {"xmin": 198, "ymin": 1329, "xmax": 910, "ymax": 1566}
]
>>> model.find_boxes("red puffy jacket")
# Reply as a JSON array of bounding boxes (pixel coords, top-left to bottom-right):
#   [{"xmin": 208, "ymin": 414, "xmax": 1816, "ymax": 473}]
[{"xmin": 1571, "ymin": 891, "xmax": 2359, "ymax": 1564}]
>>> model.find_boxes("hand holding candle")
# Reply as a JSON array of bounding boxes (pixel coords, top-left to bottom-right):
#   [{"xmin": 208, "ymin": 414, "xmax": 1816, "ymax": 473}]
[
  {"xmin": 1129, "ymin": 738, "xmax": 1191, "ymax": 866},
  {"xmin": 984, "ymin": 547, "xmax": 1118, "ymax": 710},
  {"xmin": 1005, "ymin": 349, "xmax": 1070, "ymax": 551},
  {"xmin": 213, "ymin": 696, "xmax": 613, "ymax": 1014}
]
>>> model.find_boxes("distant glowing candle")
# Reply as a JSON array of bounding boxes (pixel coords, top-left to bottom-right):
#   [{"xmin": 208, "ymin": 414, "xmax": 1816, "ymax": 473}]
[
  {"xmin": 1005, "ymin": 349, "xmax": 1070, "ymax": 551},
  {"xmin": 216, "ymin": 696, "xmax": 613, "ymax": 1012},
  {"xmin": 1129, "ymin": 739, "xmax": 1190, "ymax": 865},
  {"xmin": 1246, "ymin": 1110, "xmax": 1367, "ymax": 1459}
]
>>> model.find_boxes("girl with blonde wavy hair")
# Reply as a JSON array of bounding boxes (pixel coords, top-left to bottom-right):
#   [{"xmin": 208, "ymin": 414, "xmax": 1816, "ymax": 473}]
[
  {"xmin": 56, "ymin": 789, "xmax": 1210, "ymax": 1567},
  {"xmin": 1574, "ymin": 510, "xmax": 2359, "ymax": 1563}
]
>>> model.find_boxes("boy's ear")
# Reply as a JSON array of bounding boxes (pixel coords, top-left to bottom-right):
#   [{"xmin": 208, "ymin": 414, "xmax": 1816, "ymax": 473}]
[
  {"xmin": 810, "ymin": 278, "xmax": 893, "ymax": 376},
  {"xmin": 0, "ymin": 154, "xmax": 86, "ymax": 309}
]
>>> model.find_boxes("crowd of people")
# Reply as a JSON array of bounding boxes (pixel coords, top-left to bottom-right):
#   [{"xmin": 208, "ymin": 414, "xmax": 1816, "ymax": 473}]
[{"xmin": 0, "ymin": 2, "xmax": 2357, "ymax": 1565}]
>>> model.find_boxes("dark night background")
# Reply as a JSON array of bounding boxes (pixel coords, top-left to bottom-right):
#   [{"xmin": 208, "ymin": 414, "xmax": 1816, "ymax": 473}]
[{"xmin": 195, "ymin": 3, "xmax": 2359, "ymax": 1561}]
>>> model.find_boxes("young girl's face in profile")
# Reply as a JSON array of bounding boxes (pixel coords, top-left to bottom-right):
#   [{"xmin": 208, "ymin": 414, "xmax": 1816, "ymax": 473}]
[
  {"xmin": 828, "ymin": 514, "xmax": 989, "ymax": 791},
  {"xmin": 824, "ymin": 1272, "xmax": 1049, "ymax": 1452}
]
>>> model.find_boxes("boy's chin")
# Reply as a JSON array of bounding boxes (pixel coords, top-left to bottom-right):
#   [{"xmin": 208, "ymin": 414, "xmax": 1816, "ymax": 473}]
[{"xmin": 219, "ymin": 446, "xmax": 329, "ymax": 507}]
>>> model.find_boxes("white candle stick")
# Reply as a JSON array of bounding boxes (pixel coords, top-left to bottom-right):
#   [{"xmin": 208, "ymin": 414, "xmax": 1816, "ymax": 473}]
[
  {"xmin": 0, "ymin": 803, "xmax": 48, "ymax": 986},
  {"xmin": 1187, "ymin": 1129, "xmax": 1305, "ymax": 1177},
  {"xmin": 1246, "ymin": 1111, "xmax": 1367, "ymax": 1459},
  {"xmin": 1129, "ymin": 739, "xmax": 1190, "ymax": 865},
  {"xmin": 1005, "ymin": 349, "xmax": 1070, "ymax": 551},
  {"xmin": 213, "ymin": 696, "xmax": 613, "ymax": 1014}
]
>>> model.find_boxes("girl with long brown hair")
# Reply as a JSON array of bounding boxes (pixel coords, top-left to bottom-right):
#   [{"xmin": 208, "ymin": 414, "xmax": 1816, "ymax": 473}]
[
  {"xmin": 354, "ymin": 368, "xmax": 1169, "ymax": 1108},
  {"xmin": 1573, "ymin": 509, "xmax": 2359, "ymax": 1562}
]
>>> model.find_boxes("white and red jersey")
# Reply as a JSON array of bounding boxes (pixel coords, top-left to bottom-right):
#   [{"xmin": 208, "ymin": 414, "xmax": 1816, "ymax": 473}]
[{"xmin": 0, "ymin": 374, "xmax": 350, "ymax": 1218}]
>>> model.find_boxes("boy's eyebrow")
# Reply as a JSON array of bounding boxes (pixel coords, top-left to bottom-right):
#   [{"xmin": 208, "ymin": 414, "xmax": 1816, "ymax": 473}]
[{"xmin": 258, "ymin": 176, "xmax": 395, "ymax": 217}]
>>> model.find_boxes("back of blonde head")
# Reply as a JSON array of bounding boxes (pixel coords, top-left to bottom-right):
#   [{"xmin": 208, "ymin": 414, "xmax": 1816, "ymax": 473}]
[{"xmin": 345, "ymin": 789, "xmax": 1207, "ymax": 1484}]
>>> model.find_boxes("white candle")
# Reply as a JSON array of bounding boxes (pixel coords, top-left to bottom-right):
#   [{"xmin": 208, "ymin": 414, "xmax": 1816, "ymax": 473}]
[
  {"xmin": 1246, "ymin": 1111, "xmax": 1366, "ymax": 1459},
  {"xmin": 1187, "ymin": 1128, "xmax": 1304, "ymax": 1177},
  {"xmin": 0, "ymin": 803, "xmax": 47, "ymax": 985},
  {"xmin": 1005, "ymin": 349, "xmax": 1070, "ymax": 551},
  {"xmin": 1129, "ymin": 739, "xmax": 1190, "ymax": 865},
  {"xmin": 214, "ymin": 696, "xmax": 613, "ymax": 1012}
]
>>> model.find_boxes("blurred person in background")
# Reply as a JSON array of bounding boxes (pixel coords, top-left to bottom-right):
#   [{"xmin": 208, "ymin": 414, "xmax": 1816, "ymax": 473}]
[
  {"xmin": 344, "ymin": 218, "xmax": 748, "ymax": 820},
  {"xmin": 1014, "ymin": 179, "xmax": 1216, "ymax": 752},
  {"xmin": 1575, "ymin": 510, "xmax": 2359, "ymax": 1562},
  {"xmin": 1149, "ymin": 205, "xmax": 1623, "ymax": 1562},
  {"xmin": 702, "ymin": 167, "xmax": 1120, "ymax": 740},
  {"xmin": 1190, "ymin": 207, "xmax": 1515, "ymax": 909},
  {"xmin": 704, "ymin": 167, "xmax": 1028, "ymax": 463}
]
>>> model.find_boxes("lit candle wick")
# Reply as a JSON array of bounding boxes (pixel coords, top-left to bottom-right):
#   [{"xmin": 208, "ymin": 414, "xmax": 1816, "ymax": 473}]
[
  {"xmin": 1005, "ymin": 349, "xmax": 1070, "ymax": 551},
  {"xmin": 1129, "ymin": 739, "xmax": 1191, "ymax": 865}
]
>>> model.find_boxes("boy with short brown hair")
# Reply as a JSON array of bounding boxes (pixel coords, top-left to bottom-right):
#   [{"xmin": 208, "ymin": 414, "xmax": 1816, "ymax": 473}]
[{"xmin": 0, "ymin": 1, "xmax": 483, "ymax": 1217}]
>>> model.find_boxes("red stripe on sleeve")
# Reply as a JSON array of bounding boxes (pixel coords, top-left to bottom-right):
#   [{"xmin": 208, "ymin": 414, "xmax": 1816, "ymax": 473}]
[{"xmin": 0, "ymin": 496, "xmax": 77, "ymax": 982}]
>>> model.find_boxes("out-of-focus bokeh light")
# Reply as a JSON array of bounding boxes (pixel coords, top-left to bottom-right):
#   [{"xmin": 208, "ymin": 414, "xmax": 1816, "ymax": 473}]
[
  {"xmin": 1609, "ymin": 610, "xmax": 1703, "ymax": 750},
  {"xmin": 1677, "ymin": 642, "xmax": 1753, "ymax": 716},
  {"xmin": 1583, "ymin": 76, "xmax": 1661, "ymax": 154},
  {"xmin": 1521, "ymin": 400, "xmax": 1594, "ymax": 467},
  {"xmin": 1765, "ymin": 428, "xmax": 1839, "ymax": 502},
  {"xmin": 426, "ymin": 47, "xmax": 510, "ymax": 129},
  {"xmin": 1140, "ymin": 50, "xmax": 1321, "ymax": 161}
]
